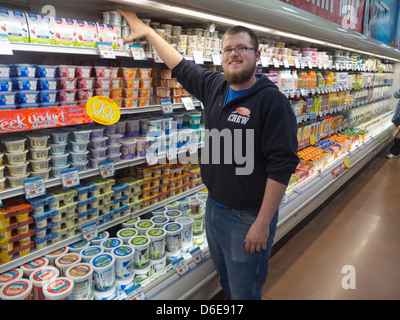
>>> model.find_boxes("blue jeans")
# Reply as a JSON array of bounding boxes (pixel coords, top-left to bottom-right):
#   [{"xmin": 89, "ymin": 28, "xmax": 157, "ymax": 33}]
[{"xmin": 205, "ymin": 198, "xmax": 278, "ymax": 300}]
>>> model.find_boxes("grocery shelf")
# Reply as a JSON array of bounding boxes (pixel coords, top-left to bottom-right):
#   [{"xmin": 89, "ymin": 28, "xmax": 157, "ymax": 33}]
[
  {"xmin": 0, "ymin": 184, "xmax": 206, "ymax": 274},
  {"xmin": 120, "ymin": 101, "xmax": 202, "ymax": 114},
  {"xmin": 0, "ymin": 143, "xmax": 205, "ymax": 201}
]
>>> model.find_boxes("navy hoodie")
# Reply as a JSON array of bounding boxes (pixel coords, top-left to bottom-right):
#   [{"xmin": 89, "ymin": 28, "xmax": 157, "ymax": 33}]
[{"xmin": 173, "ymin": 59, "xmax": 299, "ymax": 215}]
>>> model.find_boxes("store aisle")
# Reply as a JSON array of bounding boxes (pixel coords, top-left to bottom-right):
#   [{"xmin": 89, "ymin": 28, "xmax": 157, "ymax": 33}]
[{"xmin": 262, "ymin": 144, "xmax": 400, "ymax": 300}]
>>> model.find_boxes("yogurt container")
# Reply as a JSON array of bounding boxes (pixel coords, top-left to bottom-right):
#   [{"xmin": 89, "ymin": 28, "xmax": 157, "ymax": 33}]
[
  {"xmin": 51, "ymin": 164, "xmax": 70, "ymax": 177},
  {"xmin": 76, "ymin": 66, "xmax": 93, "ymax": 78},
  {"xmin": 120, "ymin": 138, "xmax": 137, "ymax": 160},
  {"xmin": 7, "ymin": 173, "xmax": 30, "ymax": 188},
  {"xmin": 78, "ymin": 77, "xmax": 96, "ymax": 89},
  {"xmin": 5, "ymin": 149, "xmax": 28, "ymax": 164},
  {"xmin": 150, "ymin": 215, "xmax": 169, "ymax": 229},
  {"xmin": 150, "ymin": 255, "xmax": 167, "ymax": 274},
  {"xmin": 0, "ymin": 268, "xmax": 23, "ymax": 288},
  {"xmin": 66, "ymin": 263, "xmax": 93, "ymax": 300},
  {"xmin": 91, "ymin": 253, "xmax": 116, "ymax": 291},
  {"xmin": 100, "ymin": 237, "xmax": 122, "ymax": 252},
  {"xmin": 90, "ymin": 127, "xmax": 105, "ymax": 139},
  {"xmin": 39, "ymin": 90, "xmax": 57, "ymax": 103},
  {"xmin": 0, "ymin": 279, "xmax": 33, "ymax": 300},
  {"xmin": 30, "ymin": 146, "xmax": 51, "ymax": 159},
  {"xmin": 29, "ymin": 266, "xmax": 60, "ymax": 300},
  {"xmin": 50, "ymin": 143, "xmax": 68, "ymax": 155},
  {"xmin": 116, "ymin": 228, "xmax": 138, "ymax": 244},
  {"xmin": 130, "ymin": 236, "xmax": 150, "ymax": 268},
  {"xmin": 133, "ymin": 264, "xmax": 151, "ymax": 284},
  {"xmin": 50, "ymin": 130, "xmax": 69, "ymax": 144},
  {"xmin": 73, "ymin": 129, "xmax": 92, "ymax": 141},
  {"xmin": 91, "ymin": 231, "xmax": 109, "ymax": 245},
  {"xmin": 113, "ymin": 245, "xmax": 135, "ymax": 279},
  {"xmin": 70, "ymin": 141, "xmax": 89, "ymax": 153},
  {"xmin": 80, "ymin": 245, "xmax": 104, "ymax": 263},
  {"xmin": 18, "ymin": 90, "xmax": 39, "ymax": 104},
  {"xmin": 45, "ymin": 247, "xmax": 69, "ymax": 266},
  {"xmin": 138, "ymin": 68, "xmax": 152, "ymax": 79},
  {"xmin": 2, "ymin": 138, "xmax": 26, "ymax": 153},
  {"xmin": 43, "ymin": 277, "xmax": 74, "ymax": 300},
  {"xmin": 93, "ymin": 284, "xmax": 116, "ymax": 300},
  {"xmin": 38, "ymin": 78, "xmax": 57, "ymax": 91},
  {"xmin": 76, "ymin": 89, "xmax": 94, "ymax": 100},
  {"xmin": 176, "ymin": 217, "xmax": 194, "ymax": 248},
  {"xmin": 30, "ymin": 157, "xmax": 50, "ymax": 171},
  {"xmin": 90, "ymin": 136, "xmax": 108, "ymax": 149},
  {"xmin": 107, "ymin": 143, "xmax": 121, "ymax": 155},
  {"xmin": 124, "ymin": 78, "xmax": 140, "ymax": 89},
  {"xmin": 27, "ymin": 134, "xmax": 49, "ymax": 149},
  {"xmin": 15, "ymin": 64, "xmax": 36, "ymax": 77},
  {"xmin": 36, "ymin": 65, "xmax": 57, "ymax": 78},
  {"xmin": 146, "ymin": 228, "xmax": 166, "ymax": 259},
  {"xmin": 16, "ymin": 78, "xmax": 38, "ymax": 91},
  {"xmin": 0, "ymin": 79, "xmax": 12, "ymax": 92},
  {"xmin": 0, "ymin": 64, "xmax": 11, "ymax": 79},
  {"xmin": 165, "ymin": 249, "xmax": 181, "ymax": 265},
  {"xmin": 164, "ymin": 210, "xmax": 183, "ymax": 222},
  {"xmin": 51, "ymin": 153, "xmax": 69, "ymax": 167},
  {"xmin": 6, "ymin": 161, "xmax": 29, "ymax": 176},
  {"xmin": 163, "ymin": 222, "xmax": 182, "ymax": 252},
  {"xmin": 70, "ymin": 150, "xmax": 89, "ymax": 163},
  {"xmin": 186, "ymin": 208, "xmax": 205, "ymax": 235},
  {"xmin": 94, "ymin": 66, "xmax": 111, "ymax": 78},
  {"xmin": 115, "ymin": 274, "xmax": 135, "ymax": 298},
  {"xmin": 20, "ymin": 257, "xmax": 49, "ymax": 278},
  {"xmin": 135, "ymin": 219, "xmax": 155, "ymax": 235},
  {"xmin": 0, "ymin": 92, "xmax": 16, "ymax": 105},
  {"xmin": 58, "ymin": 90, "xmax": 76, "ymax": 102},
  {"xmin": 90, "ymin": 147, "xmax": 108, "ymax": 159},
  {"xmin": 57, "ymin": 65, "xmax": 76, "ymax": 78},
  {"xmin": 68, "ymin": 239, "xmax": 91, "ymax": 253},
  {"xmin": 55, "ymin": 253, "xmax": 82, "ymax": 276},
  {"xmin": 89, "ymin": 156, "xmax": 108, "ymax": 168}
]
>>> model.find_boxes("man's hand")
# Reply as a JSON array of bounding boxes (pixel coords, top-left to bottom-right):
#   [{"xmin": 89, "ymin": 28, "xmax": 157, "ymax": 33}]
[
  {"xmin": 117, "ymin": 9, "xmax": 151, "ymax": 43},
  {"xmin": 244, "ymin": 219, "xmax": 270, "ymax": 254}
]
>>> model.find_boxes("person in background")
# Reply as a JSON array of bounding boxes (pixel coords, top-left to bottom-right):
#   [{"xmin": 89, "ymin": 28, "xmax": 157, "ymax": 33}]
[
  {"xmin": 118, "ymin": 9, "xmax": 299, "ymax": 300},
  {"xmin": 387, "ymin": 89, "xmax": 400, "ymax": 159}
]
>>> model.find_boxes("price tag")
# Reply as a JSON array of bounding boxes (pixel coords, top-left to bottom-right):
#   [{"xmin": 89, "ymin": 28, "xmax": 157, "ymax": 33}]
[
  {"xmin": 308, "ymin": 61, "xmax": 313, "ymax": 69},
  {"xmin": 190, "ymin": 247, "xmax": 205, "ymax": 264},
  {"xmin": 153, "ymin": 51, "xmax": 164, "ymax": 63},
  {"xmin": 273, "ymin": 58, "xmax": 280, "ymax": 68},
  {"xmin": 309, "ymin": 133, "xmax": 317, "ymax": 145},
  {"xmin": 193, "ymin": 50, "xmax": 204, "ymax": 64},
  {"xmin": 295, "ymin": 58, "xmax": 300, "ymax": 69},
  {"xmin": 86, "ymin": 96, "xmax": 120, "ymax": 125},
  {"xmin": 0, "ymin": 34, "xmax": 13, "ymax": 55},
  {"xmin": 24, "ymin": 177, "xmax": 46, "ymax": 199},
  {"xmin": 125, "ymin": 284, "xmax": 146, "ymax": 300},
  {"xmin": 97, "ymin": 42, "xmax": 116, "ymax": 59},
  {"xmin": 80, "ymin": 220, "xmax": 97, "ymax": 241},
  {"xmin": 211, "ymin": 52, "xmax": 221, "ymax": 66},
  {"xmin": 161, "ymin": 98, "xmax": 173, "ymax": 114},
  {"xmin": 130, "ymin": 44, "xmax": 147, "ymax": 60},
  {"xmin": 60, "ymin": 168, "xmax": 80, "ymax": 189},
  {"xmin": 172, "ymin": 257, "xmax": 190, "ymax": 276},
  {"xmin": 181, "ymin": 96, "xmax": 195, "ymax": 110},
  {"xmin": 260, "ymin": 56, "xmax": 269, "ymax": 67},
  {"xmin": 99, "ymin": 160, "xmax": 115, "ymax": 178},
  {"xmin": 283, "ymin": 58, "xmax": 289, "ymax": 68}
]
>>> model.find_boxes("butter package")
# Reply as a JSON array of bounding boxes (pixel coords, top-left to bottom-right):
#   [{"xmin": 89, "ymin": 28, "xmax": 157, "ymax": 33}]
[
  {"xmin": 25, "ymin": 13, "xmax": 55, "ymax": 45},
  {"xmin": 0, "ymin": 9, "xmax": 29, "ymax": 43}
]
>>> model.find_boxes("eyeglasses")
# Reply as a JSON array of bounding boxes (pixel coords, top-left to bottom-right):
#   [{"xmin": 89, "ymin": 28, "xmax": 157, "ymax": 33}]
[{"xmin": 220, "ymin": 46, "xmax": 255, "ymax": 55}]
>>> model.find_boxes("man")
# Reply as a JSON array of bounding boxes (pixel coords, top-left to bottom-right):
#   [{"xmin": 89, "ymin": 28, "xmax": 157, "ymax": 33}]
[
  {"xmin": 118, "ymin": 9, "xmax": 299, "ymax": 300},
  {"xmin": 387, "ymin": 88, "xmax": 400, "ymax": 159}
]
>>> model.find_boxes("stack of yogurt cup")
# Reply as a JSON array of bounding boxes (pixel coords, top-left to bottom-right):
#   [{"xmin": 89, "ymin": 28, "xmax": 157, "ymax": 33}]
[{"xmin": 89, "ymin": 125, "xmax": 109, "ymax": 169}]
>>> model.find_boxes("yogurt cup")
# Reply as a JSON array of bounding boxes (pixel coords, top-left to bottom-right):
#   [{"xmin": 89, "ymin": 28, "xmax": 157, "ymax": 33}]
[
  {"xmin": 113, "ymin": 245, "xmax": 135, "ymax": 279},
  {"xmin": 93, "ymin": 284, "xmax": 116, "ymax": 300},
  {"xmin": 165, "ymin": 249, "xmax": 181, "ymax": 265},
  {"xmin": 186, "ymin": 208, "xmax": 205, "ymax": 235},
  {"xmin": 70, "ymin": 140, "xmax": 89, "ymax": 152},
  {"xmin": 138, "ymin": 68, "xmax": 152, "ymax": 79},
  {"xmin": 30, "ymin": 157, "xmax": 50, "ymax": 171},
  {"xmin": 163, "ymin": 222, "xmax": 182, "ymax": 252},
  {"xmin": 105, "ymin": 133, "xmax": 123, "ymax": 144},
  {"xmin": 90, "ymin": 253, "xmax": 116, "ymax": 291},
  {"xmin": 55, "ymin": 253, "xmax": 82, "ymax": 276},
  {"xmin": 110, "ymin": 78, "xmax": 121, "ymax": 89},
  {"xmin": 0, "ymin": 92, "xmax": 16, "ymax": 105},
  {"xmin": 124, "ymin": 78, "xmax": 140, "ymax": 89},
  {"xmin": 189, "ymin": 112, "xmax": 202, "ymax": 129},
  {"xmin": 16, "ymin": 77, "xmax": 38, "ymax": 91},
  {"xmin": 94, "ymin": 66, "xmax": 111, "ymax": 78},
  {"xmin": 133, "ymin": 264, "xmax": 151, "ymax": 284},
  {"xmin": 116, "ymin": 228, "xmax": 138, "ymax": 244},
  {"xmin": 43, "ymin": 277, "xmax": 74, "ymax": 300},
  {"xmin": 20, "ymin": 258, "xmax": 49, "ymax": 278},
  {"xmin": 90, "ymin": 147, "xmax": 108, "ymax": 158},
  {"xmin": 129, "ymin": 235, "xmax": 150, "ymax": 268},
  {"xmin": 134, "ymin": 219, "xmax": 155, "ymax": 235},
  {"xmin": 51, "ymin": 153, "xmax": 69, "ymax": 167},
  {"xmin": 90, "ymin": 127, "xmax": 105, "ymax": 139},
  {"xmin": 68, "ymin": 239, "xmax": 91, "ymax": 253},
  {"xmin": 6, "ymin": 161, "xmax": 29, "ymax": 176},
  {"xmin": 30, "ymin": 146, "xmax": 51, "ymax": 159},
  {"xmin": 115, "ymin": 274, "xmax": 134, "ymax": 298},
  {"xmin": 70, "ymin": 150, "xmax": 89, "ymax": 163},
  {"xmin": 29, "ymin": 266, "xmax": 60, "ymax": 300},
  {"xmin": 146, "ymin": 228, "xmax": 166, "ymax": 259},
  {"xmin": 38, "ymin": 78, "xmax": 57, "ymax": 91},
  {"xmin": 78, "ymin": 77, "xmax": 96, "ymax": 89},
  {"xmin": 0, "ymin": 64, "xmax": 11, "ymax": 79},
  {"xmin": 120, "ymin": 138, "xmax": 137, "ymax": 160},
  {"xmin": 27, "ymin": 134, "xmax": 49, "ymax": 149},
  {"xmin": 45, "ymin": 247, "xmax": 69, "ymax": 266},
  {"xmin": 50, "ymin": 130, "xmax": 69, "ymax": 144},
  {"xmin": 121, "ymin": 67, "xmax": 138, "ymax": 79},
  {"xmin": 57, "ymin": 65, "xmax": 76, "ymax": 78},
  {"xmin": 5, "ymin": 149, "xmax": 28, "ymax": 164},
  {"xmin": 76, "ymin": 66, "xmax": 93, "ymax": 78},
  {"xmin": 100, "ymin": 237, "xmax": 122, "ymax": 253},
  {"xmin": 0, "ymin": 279, "xmax": 33, "ymax": 300},
  {"xmin": 50, "ymin": 143, "xmax": 68, "ymax": 155},
  {"xmin": 164, "ymin": 210, "xmax": 183, "ymax": 222},
  {"xmin": 89, "ymin": 156, "xmax": 108, "ymax": 168},
  {"xmin": 30, "ymin": 168, "xmax": 51, "ymax": 180},
  {"xmin": 139, "ymin": 78, "xmax": 152, "ymax": 88},
  {"xmin": 58, "ymin": 89, "xmax": 76, "ymax": 102},
  {"xmin": 18, "ymin": 90, "xmax": 39, "ymax": 104},
  {"xmin": 95, "ymin": 77, "xmax": 111, "ymax": 89},
  {"xmin": 66, "ymin": 263, "xmax": 94, "ymax": 300},
  {"xmin": 39, "ymin": 90, "xmax": 57, "ymax": 103},
  {"xmin": 80, "ymin": 245, "xmax": 104, "ymax": 263},
  {"xmin": 136, "ymin": 138, "xmax": 150, "ymax": 158},
  {"xmin": 0, "ymin": 79, "xmax": 12, "ymax": 92},
  {"xmin": 106, "ymin": 143, "xmax": 120, "ymax": 154},
  {"xmin": 51, "ymin": 164, "xmax": 70, "ymax": 177},
  {"xmin": 0, "ymin": 177, "xmax": 5, "ymax": 191},
  {"xmin": 7, "ymin": 173, "xmax": 29, "ymax": 188},
  {"xmin": 73, "ymin": 129, "xmax": 92, "ymax": 141},
  {"xmin": 95, "ymin": 88, "xmax": 110, "ymax": 97},
  {"xmin": 110, "ymin": 67, "xmax": 120, "ymax": 78},
  {"xmin": 70, "ymin": 160, "xmax": 88, "ymax": 171},
  {"xmin": 76, "ymin": 89, "xmax": 94, "ymax": 100},
  {"xmin": 2, "ymin": 138, "xmax": 26, "ymax": 153},
  {"xmin": 176, "ymin": 217, "xmax": 194, "ymax": 248},
  {"xmin": 36, "ymin": 65, "xmax": 57, "ymax": 78},
  {"xmin": 0, "ymin": 269, "xmax": 23, "ymax": 288},
  {"xmin": 151, "ymin": 255, "xmax": 167, "ymax": 274},
  {"xmin": 91, "ymin": 231, "xmax": 110, "ymax": 245},
  {"xmin": 15, "ymin": 64, "xmax": 36, "ymax": 77}
]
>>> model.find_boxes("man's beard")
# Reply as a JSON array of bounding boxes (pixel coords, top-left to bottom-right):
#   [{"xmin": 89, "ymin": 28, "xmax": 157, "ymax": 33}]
[{"xmin": 224, "ymin": 62, "xmax": 257, "ymax": 85}]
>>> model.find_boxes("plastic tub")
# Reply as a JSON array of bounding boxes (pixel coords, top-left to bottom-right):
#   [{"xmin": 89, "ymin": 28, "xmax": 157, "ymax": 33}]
[
  {"xmin": 109, "ymin": 67, "xmax": 120, "ymax": 78},
  {"xmin": 90, "ymin": 147, "xmax": 108, "ymax": 159},
  {"xmin": 43, "ymin": 277, "xmax": 74, "ymax": 300},
  {"xmin": 0, "ymin": 269, "xmax": 23, "ymax": 288},
  {"xmin": 0, "ymin": 92, "xmax": 16, "ymax": 105},
  {"xmin": 50, "ymin": 130, "xmax": 69, "ymax": 144},
  {"xmin": 110, "ymin": 78, "xmax": 121, "ymax": 89},
  {"xmin": 70, "ymin": 150, "xmax": 89, "ymax": 163},
  {"xmin": 137, "ymin": 97, "xmax": 151, "ymax": 107},
  {"xmin": 49, "ymin": 143, "xmax": 68, "ymax": 155},
  {"xmin": 30, "ymin": 146, "xmax": 51, "ymax": 159},
  {"xmin": 139, "ymin": 88, "xmax": 151, "ymax": 98},
  {"xmin": 2, "ymin": 138, "xmax": 26, "ymax": 153},
  {"xmin": 77, "ymin": 77, "xmax": 96, "ymax": 89},
  {"xmin": 39, "ymin": 90, "xmax": 57, "ymax": 103},
  {"xmin": 16, "ymin": 78, "xmax": 38, "ymax": 91},
  {"xmin": 138, "ymin": 68, "xmax": 152, "ymax": 79},
  {"xmin": 95, "ymin": 88, "xmax": 110, "ymax": 97},
  {"xmin": 57, "ymin": 65, "xmax": 76, "ymax": 78},
  {"xmin": 36, "ymin": 65, "xmax": 57, "ymax": 78},
  {"xmin": 113, "ymin": 245, "xmax": 135, "ymax": 278},
  {"xmin": 15, "ymin": 64, "xmax": 36, "ymax": 77},
  {"xmin": 123, "ymin": 89, "xmax": 139, "ymax": 99},
  {"xmin": 0, "ymin": 279, "xmax": 33, "ymax": 300},
  {"xmin": 146, "ymin": 228, "xmax": 166, "ymax": 259},
  {"xmin": 110, "ymin": 88, "xmax": 122, "ymax": 99},
  {"xmin": 51, "ymin": 164, "xmax": 70, "ymax": 177},
  {"xmin": 116, "ymin": 228, "xmax": 138, "ymax": 244},
  {"xmin": 172, "ymin": 114, "xmax": 184, "ymax": 129},
  {"xmin": 73, "ymin": 129, "xmax": 92, "ymax": 142},
  {"xmin": 121, "ymin": 67, "xmax": 138, "ymax": 79},
  {"xmin": 90, "ymin": 253, "xmax": 116, "ymax": 291},
  {"xmin": 107, "ymin": 152, "xmax": 121, "ymax": 164},
  {"xmin": 129, "ymin": 235, "xmax": 150, "ymax": 268},
  {"xmin": 80, "ymin": 246, "xmax": 104, "ymax": 263},
  {"xmin": 51, "ymin": 153, "xmax": 69, "ymax": 167},
  {"xmin": 0, "ymin": 64, "xmax": 11, "ymax": 79},
  {"xmin": 76, "ymin": 89, "xmax": 94, "ymax": 101},
  {"xmin": 189, "ymin": 112, "xmax": 202, "ymax": 129},
  {"xmin": 95, "ymin": 77, "xmax": 111, "ymax": 89},
  {"xmin": 124, "ymin": 78, "xmax": 140, "ymax": 89},
  {"xmin": 18, "ymin": 91, "xmax": 39, "ymax": 104},
  {"xmin": 90, "ymin": 136, "xmax": 108, "ymax": 149},
  {"xmin": 104, "ymin": 133, "xmax": 122, "ymax": 145},
  {"xmin": 139, "ymin": 78, "xmax": 152, "ymax": 88},
  {"xmin": 38, "ymin": 78, "xmax": 57, "ymax": 91},
  {"xmin": 134, "ymin": 219, "xmax": 155, "ymax": 235},
  {"xmin": 186, "ymin": 208, "xmax": 205, "ymax": 235},
  {"xmin": 29, "ymin": 266, "xmax": 60, "ymax": 300},
  {"xmin": 164, "ymin": 210, "xmax": 183, "ymax": 222},
  {"xmin": 89, "ymin": 156, "xmax": 108, "ymax": 168},
  {"xmin": 30, "ymin": 168, "xmax": 51, "ymax": 180},
  {"xmin": 0, "ymin": 79, "xmax": 12, "ymax": 92},
  {"xmin": 163, "ymin": 222, "xmax": 183, "ymax": 252},
  {"xmin": 27, "ymin": 134, "xmax": 50, "ymax": 149},
  {"xmin": 70, "ymin": 141, "xmax": 89, "ymax": 152},
  {"xmin": 66, "ymin": 263, "xmax": 93, "ymax": 300},
  {"xmin": 20, "ymin": 258, "xmax": 49, "ymax": 278},
  {"xmin": 136, "ymin": 138, "xmax": 150, "ymax": 158},
  {"xmin": 94, "ymin": 67, "xmax": 111, "ymax": 78},
  {"xmin": 176, "ymin": 217, "xmax": 194, "ymax": 248},
  {"xmin": 5, "ymin": 149, "xmax": 28, "ymax": 164},
  {"xmin": 6, "ymin": 161, "xmax": 29, "ymax": 176},
  {"xmin": 90, "ymin": 127, "xmax": 105, "ymax": 139},
  {"xmin": 30, "ymin": 157, "xmax": 50, "ymax": 171},
  {"xmin": 100, "ymin": 238, "xmax": 122, "ymax": 253},
  {"xmin": 76, "ymin": 66, "xmax": 93, "ymax": 78},
  {"xmin": 151, "ymin": 255, "xmax": 167, "ymax": 274},
  {"xmin": 70, "ymin": 160, "xmax": 88, "ymax": 172},
  {"xmin": 133, "ymin": 264, "xmax": 151, "ymax": 284},
  {"xmin": 58, "ymin": 90, "xmax": 76, "ymax": 102},
  {"xmin": 107, "ymin": 143, "xmax": 121, "ymax": 155},
  {"xmin": 7, "ymin": 173, "xmax": 29, "ymax": 187}
]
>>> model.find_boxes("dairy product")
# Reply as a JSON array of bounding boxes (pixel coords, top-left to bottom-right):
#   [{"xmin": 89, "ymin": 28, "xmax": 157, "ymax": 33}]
[
  {"xmin": 146, "ymin": 228, "xmax": 166, "ymax": 259},
  {"xmin": 52, "ymin": 17, "xmax": 77, "ymax": 46},
  {"xmin": 96, "ymin": 22, "xmax": 118, "ymax": 49},
  {"xmin": 113, "ymin": 245, "xmax": 135, "ymax": 278},
  {"xmin": 91, "ymin": 253, "xmax": 116, "ymax": 291},
  {"xmin": 43, "ymin": 277, "xmax": 74, "ymax": 300},
  {"xmin": 0, "ymin": 279, "xmax": 33, "ymax": 300},
  {"xmin": 75, "ymin": 20, "xmax": 98, "ymax": 48},
  {"xmin": 29, "ymin": 266, "xmax": 59, "ymax": 300},
  {"xmin": 66, "ymin": 263, "xmax": 93, "ymax": 300},
  {"xmin": 0, "ymin": 9, "xmax": 29, "ymax": 43},
  {"xmin": 25, "ymin": 13, "xmax": 55, "ymax": 44}
]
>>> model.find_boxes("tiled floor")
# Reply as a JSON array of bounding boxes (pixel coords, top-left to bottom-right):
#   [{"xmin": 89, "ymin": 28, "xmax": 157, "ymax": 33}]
[{"xmin": 261, "ymin": 146, "xmax": 400, "ymax": 300}]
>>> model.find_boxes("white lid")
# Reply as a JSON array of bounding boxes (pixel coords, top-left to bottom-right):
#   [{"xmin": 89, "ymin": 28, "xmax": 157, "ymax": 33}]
[
  {"xmin": 116, "ymin": 228, "xmax": 137, "ymax": 241},
  {"xmin": 186, "ymin": 208, "xmax": 205, "ymax": 218},
  {"xmin": 45, "ymin": 247, "xmax": 69, "ymax": 261},
  {"xmin": 122, "ymin": 217, "xmax": 140, "ymax": 228},
  {"xmin": 20, "ymin": 257, "xmax": 49, "ymax": 276},
  {"xmin": 164, "ymin": 210, "xmax": 182, "ymax": 220},
  {"xmin": 29, "ymin": 266, "xmax": 60, "ymax": 287},
  {"xmin": 55, "ymin": 253, "xmax": 81, "ymax": 270},
  {"xmin": 91, "ymin": 231, "xmax": 109, "ymax": 245},
  {"xmin": 135, "ymin": 219, "xmax": 154, "ymax": 231},
  {"xmin": 176, "ymin": 217, "xmax": 194, "ymax": 226},
  {"xmin": 80, "ymin": 245, "xmax": 104, "ymax": 260},
  {"xmin": 68, "ymin": 239, "xmax": 91, "ymax": 253},
  {"xmin": 0, "ymin": 269, "xmax": 23, "ymax": 287},
  {"xmin": 163, "ymin": 222, "xmax": 182, "ymax": 234},
  {"xmin": 90, "ymin": 253, "xmax": 115, "ymax": 271},
  {"xmin": 151, "ymin": 215, "xmax": 169, "ymax": 225},
  {"xmin": 151, "ymin": 207, "xmax": 167, "ymax": 215},
  {"xmin": 66, "ymin": 263, "xmax": 93, "ymax": 282},
  {"xmin": 93, "ymin": 284, "xmax": 116, "ymax": 300},
  {"xmin": 112, "ymin": 245, "xmax": 134, "ymax": 259},
  {"xmin": 0, "ymin": 279, "xmax": 33, "ymax": 300},
  {"xmin": 129, "ymin": 236, "xmax": 150, "ymax": 249},
  {"xmin": 43, "ymin": 277, "xmax": 74, "ymax": 300},
  {"xmin": 100, "ymin": 237, "xmax": 122, "ymax": 252},
  {"xmin": 145, "ymin": 228, "xmax": 166, "ymax": 240}
]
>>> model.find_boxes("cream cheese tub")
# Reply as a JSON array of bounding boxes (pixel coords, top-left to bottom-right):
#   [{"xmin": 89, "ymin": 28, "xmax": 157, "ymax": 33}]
[
  {"xmin": 45, "ymin": 247, "xmax": 69, "ymax": 266},
  {"xmin": 55, "ymin": 253, "xmax": 82, "ymax": 276},
  {"xmin": 20, "ymin": 257, "xmax": 49, "ymax": 278},
  {"xmin": 80, "ymin": 245, "xmax": 104, "ymax": 263},
  {"xmin": 146, "ymin": 228, "xmax": 166, "ymax": 259},
  {"xmin": 66, "ymin": 263, "xmax": 93, "ymax": 300},
  {"xmin": 129, "ymin": 235, "xmax": 150, "ymax": 268},
  {"xmin": 0, "ymin": 279, "xmax": 33, "ymax": 300},
  {"xmin": 113, "ymin": 245, "xmax": 134, "ymax": 279},
  {"xmin": 91, "ymin": 253, "xmax": 116, "ymax": 291},
  {"xmin": 43, "ymin": 277, "xmax": 74, "ymax": 300},
  {"xmin": 163, "ymin": 222, "xmax": 182, "ymax": 252},
  {"xmin": 93, "ymin": 283, "xmax": 116, "ymax": 300},
  {"xmin": 29, "ymin": 266, "xmax": 60, "ymax": 300},
  {"xmin": 100, "ymin": 237, "xmax": 122, "ymax": 253},
  {"xmin": 135, "ymin": 219, "xmax": 154, "ymax": 235},
  {"xmin": 0, "ymin": 268, "xmax": 23, "ymax": 288},
  {"xmin": 186, "ymin": 208, "xmax": 205, "ymax": 235},
  {"xmin": 116, "ymin": 228, "xmax": 138, "ymax": 244}
]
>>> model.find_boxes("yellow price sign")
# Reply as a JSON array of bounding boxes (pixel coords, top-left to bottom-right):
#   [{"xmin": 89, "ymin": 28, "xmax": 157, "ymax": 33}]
[
  {"xmin": 86, "ymin": 96, "xmax": 120, "ymax": 125},
  {"xmin": 309, "ymin": 134, "xmax": 316, "ymax": 145},
  {"xmin": 343, "ymin": 156, "xmax": 351, "ymax": 169}
]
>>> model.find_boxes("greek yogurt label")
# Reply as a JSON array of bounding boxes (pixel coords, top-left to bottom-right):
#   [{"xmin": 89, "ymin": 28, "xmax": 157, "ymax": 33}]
[
  {"xmin": 59, "ymin": 254, "xmax": 79, "ymax": 266},
  {"xmin": 114, "ymin": 246, "xmax": 133, "ymax": 256},
  {"xmin": 32, "ymin": 268, "xmax": 58, "ymax": 281},
  {"xmin": 119, "ymin": 229, "xmax": 136, "ymax": 237},
  {"xmin": 93, "ymin": 254, "xmax": 113, "ymax": 268},
  {"xmin": 131, "ymin": 237, "xmax": 149, "ymax": 246},
  {"xmin": 137, "ymin": 221, "xmax": 152, "ymax": 228},
  {"xmin": 46, "ymin": 279, "xmax": 71, "ymax": 294},
  {"xmin": 69, "ymin": 264, "xmax": 91, "ymax": 277}
]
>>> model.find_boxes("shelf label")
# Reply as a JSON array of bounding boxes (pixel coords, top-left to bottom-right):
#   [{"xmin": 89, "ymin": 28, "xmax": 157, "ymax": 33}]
[
  {"xmin": 80, "ymin": 220, "xmax": 98, "ymax": 241},
  {"xmin": 99, "ymin": 160, "xmax": 115, "ymax": 178},
  {"xmin": 295, "ymin": 58, "xmax": 300, "ymax": 69},
  {"xmin": 161, "ymin": 98, "xmax": 173, "ymax": 114},
  {"xmin": 343, "ymin": 156, "xmax": 351, "ymax": 169},
  {"xmin": 181, "ymin": 97, "xmax": 195, "ymax": 111},
  {"xmin": 130, "ymin": 44, "xmax": 147, "ymax": 60},
  {"xmin": 125, "ymin": 284, "xmax": 146, "ymax": 300},
  {"xmin": 193, "ymin": 50, "xmax": 204, "ymax": 64},
  {"xmin": 172, "ymin": 257, "xmax": 190, "ymax": 276},
  {"xmin": 273, "ymin": 58, "xmax": 280, "ymax": 68},
  {"xmin": 97, "ymin": 42, "xmax": 116, "ymax": 59},
  {"xmin": 331, "ymin": 161, "xmax": 348, "ymax": 179},
  {"xmin": 24, "ymin": 177, "xmax": 46, "ymax": 199},
  {"xmin": 153, "ymin": 50, "xmax": 164, "ymax": 63},
  {"xmin": 190, "ymin": 247, "xmax": 206, "ymax": 264},
  {"xmin": 0, "ymin": 34, "xmax": 13, "ymax": 55},
  {"xmin": 260, "ymin": 56, "xmax": 269, "ymax": 67},
  {"xmin": 86, "ymin": 96, "xmax": 120, "ymax": 125},
  {"xmin": 61, "ymin": 168, "xmax": 80, "ymax": 189},
  {"xmin": 211, "ymin": 52, "xmax": 221, "ymax": 66}
]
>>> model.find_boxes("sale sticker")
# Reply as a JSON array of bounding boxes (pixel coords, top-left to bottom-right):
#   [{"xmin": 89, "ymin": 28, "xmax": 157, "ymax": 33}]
[{"xmin": 86, "ymin": 96, "xmax": 120, "ymax": 125}]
